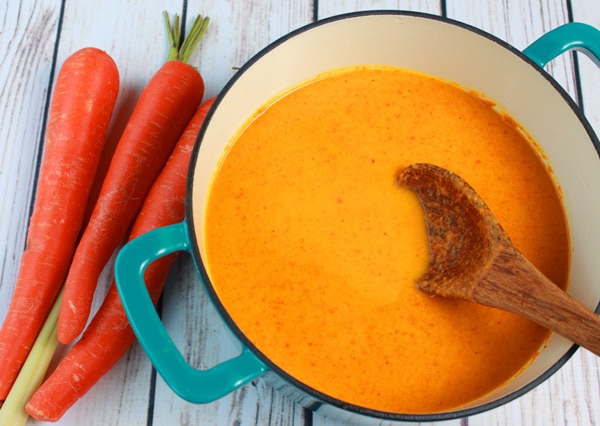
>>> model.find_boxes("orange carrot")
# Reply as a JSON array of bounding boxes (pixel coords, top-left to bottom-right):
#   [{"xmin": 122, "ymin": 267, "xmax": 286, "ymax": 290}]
[
  {"xmin": 26, "ymin": 97, "xmax": 215, "ymax": 422},
  {"xmin": 57, "ymin": 13, "xmax": 209, "ymax": 344},
  {"xmin": 0, "ymin": 47, "xmax": 119, "ymax": 401}
]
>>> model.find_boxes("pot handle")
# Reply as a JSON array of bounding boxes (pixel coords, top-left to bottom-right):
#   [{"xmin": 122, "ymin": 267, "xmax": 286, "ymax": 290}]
[
  {"xmin": 114, "ymin": 221, "xmax": 268, "ymax": 403},
  {"xmin": 523, "ymin": 22, "xmax": 600, "ymax": 68}
]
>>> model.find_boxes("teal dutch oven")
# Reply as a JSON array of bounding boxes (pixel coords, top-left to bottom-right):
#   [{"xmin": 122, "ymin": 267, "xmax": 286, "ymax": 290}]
[{"xmin": 115, "ymin": 11, "xmax": 600, "ymax": 424}]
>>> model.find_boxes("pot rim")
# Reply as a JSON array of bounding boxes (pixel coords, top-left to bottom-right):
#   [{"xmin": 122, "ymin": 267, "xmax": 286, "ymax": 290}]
[{"xmin": 186, "ymin": 10, "xmax": 598, "ymax": 422}]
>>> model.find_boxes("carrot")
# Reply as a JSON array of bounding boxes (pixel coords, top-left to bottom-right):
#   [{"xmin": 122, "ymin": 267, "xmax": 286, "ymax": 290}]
[
  {"xmin": 57, "ymin": 13, "xmax": 209, "ymax": 345},
  {"xmin": 26, "ymin": 97, "xmax": 216, "ymax": 422},
  {"xmin": 0, "ymin": 47, "xmax": 119, "ymax": 402}
]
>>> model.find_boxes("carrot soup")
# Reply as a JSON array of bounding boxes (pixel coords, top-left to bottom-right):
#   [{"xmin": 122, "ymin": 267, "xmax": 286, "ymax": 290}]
[{"xmin": 202, "ymin": 66, "xmax": 570, "ymax": 413}]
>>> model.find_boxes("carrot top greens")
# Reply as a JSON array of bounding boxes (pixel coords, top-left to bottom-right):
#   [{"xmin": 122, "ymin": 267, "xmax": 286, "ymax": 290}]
[{"xmin": 164, "ymin": 11, "xmax": 209, "ymax": 63}]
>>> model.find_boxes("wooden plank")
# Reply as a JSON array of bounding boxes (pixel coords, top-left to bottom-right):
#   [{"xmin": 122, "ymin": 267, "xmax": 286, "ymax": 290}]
[
  {"xmin": 187, "ymin": 0, "xmax": 314, "ymax": 99},
  {"xmin": 572, "ymin": 0, "xmax": 600, "ymax": 138},
  {"xmin": 149, "ymin": 1, "xmax": 315, "ymax": 425},
  {"xmin": 560, "ymin": 3, "xmax": 600, "ymax": 426},
  {"xmin": 0, "ymin": 0, "xmax": 61, "ymax": 331}
]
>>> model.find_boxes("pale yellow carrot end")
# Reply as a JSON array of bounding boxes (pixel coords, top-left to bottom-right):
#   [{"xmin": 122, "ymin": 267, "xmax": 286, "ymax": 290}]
[{"xmin": 0, "ymin": 288, "xmax": 63, "ymax": 426}]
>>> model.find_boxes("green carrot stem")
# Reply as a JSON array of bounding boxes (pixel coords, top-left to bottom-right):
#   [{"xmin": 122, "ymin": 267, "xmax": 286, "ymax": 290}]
[
  {"xmin": 163, "ymin": 11, "xmax": 209, "ymax": 63},
  {"xmin": 179, "ymin": 15, "xmax": 209, "ymax": 63},
  {"xmin": 0, "ymin": 288, "xmax": 63, "ymax": 426},
  {"xmin": 163, "ymin": 11, "xmax": 181, "ymax": 61}
]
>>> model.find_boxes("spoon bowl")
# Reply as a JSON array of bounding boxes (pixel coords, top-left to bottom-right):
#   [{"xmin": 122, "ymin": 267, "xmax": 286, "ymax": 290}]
[{"xmin": 398, "ymin": 163, "xmax": 600, "ymax": 357}]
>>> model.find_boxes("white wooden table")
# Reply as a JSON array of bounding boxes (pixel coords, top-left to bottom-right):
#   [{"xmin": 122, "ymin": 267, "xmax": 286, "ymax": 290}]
[{"xmin": 1, "ymin": 1, "xmax": 599, "ymax": 425}]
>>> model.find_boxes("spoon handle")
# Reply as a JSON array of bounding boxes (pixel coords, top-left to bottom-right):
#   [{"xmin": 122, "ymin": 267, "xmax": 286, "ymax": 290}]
[{"xmin": 472, "ymin": 247, "xmax": 600, "ymax": 357}]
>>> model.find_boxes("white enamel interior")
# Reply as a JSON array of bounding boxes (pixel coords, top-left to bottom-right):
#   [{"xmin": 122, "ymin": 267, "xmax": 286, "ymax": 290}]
[{"xmin": 191, "ymin": 13, "xmax": 600, "ymax": 413}]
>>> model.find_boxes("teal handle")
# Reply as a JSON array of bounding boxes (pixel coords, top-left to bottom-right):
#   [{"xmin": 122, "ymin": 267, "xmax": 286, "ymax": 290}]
[
  {"xmin": 115, "ymin": 222, "xmax": 268, "ymax": 403},
  {"xmin": 524, "ymin": 22, "xmax": 600, "ymax": 68}
]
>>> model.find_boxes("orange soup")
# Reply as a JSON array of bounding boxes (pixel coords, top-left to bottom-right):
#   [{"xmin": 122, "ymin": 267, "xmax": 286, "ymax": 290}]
[{"xmin": 202, "ymin": 66, "xmax": 570, "ymax": 413}]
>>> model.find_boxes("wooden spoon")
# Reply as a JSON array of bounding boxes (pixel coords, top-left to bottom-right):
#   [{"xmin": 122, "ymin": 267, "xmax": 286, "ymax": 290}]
[{"xmin": 397, "ymin": 162, "xmax": 600, "ymax": 356}]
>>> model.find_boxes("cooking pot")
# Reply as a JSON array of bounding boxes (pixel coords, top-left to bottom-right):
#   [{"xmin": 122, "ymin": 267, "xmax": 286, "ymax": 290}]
[{"xmin": 115, "ymin": 11, "xmax": 600, "ymax": 423}]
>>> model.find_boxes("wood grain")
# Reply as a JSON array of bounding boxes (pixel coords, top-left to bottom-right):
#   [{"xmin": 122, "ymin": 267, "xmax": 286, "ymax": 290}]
[{"xmin": 0, "ymin": 0, "xmax": 59, "ymax": 327}]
